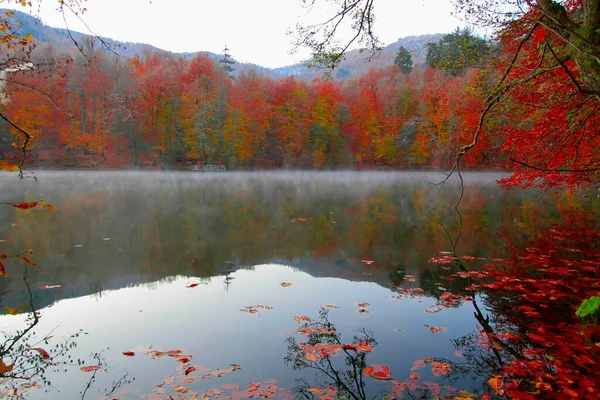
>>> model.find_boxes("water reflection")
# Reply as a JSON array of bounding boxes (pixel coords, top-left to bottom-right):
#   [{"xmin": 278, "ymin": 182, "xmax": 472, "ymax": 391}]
[
  {"xmin": 0, "ymin": 171, "xmax": 595, "ymax": 398},
  {"xmin": 0, "ymin": 171, "xmax": 562, "ymax": 311}
]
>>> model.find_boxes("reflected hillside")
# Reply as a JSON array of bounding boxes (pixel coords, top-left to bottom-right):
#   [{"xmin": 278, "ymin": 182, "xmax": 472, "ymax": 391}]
[{"xmin": 0, "ymin": 171, "xmax": 575, "ymax": 311}]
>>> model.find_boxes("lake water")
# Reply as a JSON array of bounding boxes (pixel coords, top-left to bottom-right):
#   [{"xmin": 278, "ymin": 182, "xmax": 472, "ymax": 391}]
[{"xmin": 0, "ymin": 171, "xmax": 586, "ymax": 399}]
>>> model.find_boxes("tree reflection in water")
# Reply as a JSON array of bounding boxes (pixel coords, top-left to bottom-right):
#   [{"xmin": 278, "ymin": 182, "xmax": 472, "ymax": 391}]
[
  {"xmin": 0, "ymin": 267, "xmax": 129, "ymax": 399},
  {"xmin": 284, "ymin": 309, "xmax": 461, "ymax": 400}
]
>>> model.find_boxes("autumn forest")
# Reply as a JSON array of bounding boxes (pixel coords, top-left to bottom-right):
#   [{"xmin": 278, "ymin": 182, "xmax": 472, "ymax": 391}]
[{"xmin": 1, "ymin": 0, "xmax": 600, "ymax": 399}]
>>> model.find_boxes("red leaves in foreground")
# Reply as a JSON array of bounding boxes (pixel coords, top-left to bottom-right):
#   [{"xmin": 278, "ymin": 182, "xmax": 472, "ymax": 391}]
[
  {"xmin": 122, "ymin": 351, "xmax": 135, "ymax": 356},
  {"xmin": 364, "ymin": 364, "xmax": 392, "ymax": 380}
]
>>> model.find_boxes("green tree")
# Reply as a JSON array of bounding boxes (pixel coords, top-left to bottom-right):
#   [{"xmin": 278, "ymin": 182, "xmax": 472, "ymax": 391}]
[
  {"xmin": 393, "ymin": 46, "xmax": 413, "ymax": 74},
  {"xmin": 425, "ymin": 28, "xmax": 489, "ymax": 76},
  {"xmin": 219, "ymin": 45, "xmax": 236, "ymax": 79}
]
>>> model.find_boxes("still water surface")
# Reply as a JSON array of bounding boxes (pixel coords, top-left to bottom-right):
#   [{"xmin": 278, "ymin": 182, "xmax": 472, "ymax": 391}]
[{"xmin": 0, "ymin": 171, "xmax": 574, "ymax": 399}]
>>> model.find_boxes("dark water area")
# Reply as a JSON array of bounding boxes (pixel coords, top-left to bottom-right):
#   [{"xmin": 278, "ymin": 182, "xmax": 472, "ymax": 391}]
[{"xmin": 0, "ymin": 171, "xmax": 596, "ymax": 399}]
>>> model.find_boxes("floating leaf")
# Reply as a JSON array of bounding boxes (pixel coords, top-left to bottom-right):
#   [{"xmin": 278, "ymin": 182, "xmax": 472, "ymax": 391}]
[
  {"xmin": 0, "ymin": 161, "xmax": 19, "ymax": 172},
  {"xmin": 80, "ymin": 365, "xmax": 101, "ymax": 372},
  {"xmin": 425, "ymin": 325, "xmax": 448, "ymax": 333},
  {"xmin": 184, "ymin": 366, "xmax": 196, "ymax": 376},
  {"xmin": 0, "ymin": 359, "xmax": 14, "ymax": 374},
  {"xmin": 173, "ymin": 386, "xmax": 189, "ymax": 393},
  {"xmin": 488, "ymin": 377, "xmax": 503, "ymax": 390},
  {"xmin": 166, "ymin": 349, "xmax": 184, "ymax": 357},
  {"xmin": 32, "ymin": 348, "xmax": 50, "ymax": 359},
  {"xmin": 40, "ymin": 285, "xmax": 61, "ymax": 289},
  {"xmin": 293, "ymin": 314, "xmax": 311, "ymax": 323},
  {"xmin": 19, "ymin": 256, "xmax": 38, "ymax": 266},
  {"xmin": 364, "ymin": 364, "xmax": 392, "ymax": 380},
  {"xmin": 4, "ymin": 306, "xmax": 19, "ymax": 315},
  {"xmin": 361, "ymin": 259, "xmax": 375, "ymax": 265},
  {"xmin": 280, "ymin": 282, "xmax": 292, "ymax": 287},
  {"xmin": 12, "ymin": 202, "xmax": 38, "ymax": 210},
  {"xmin": 177, "ymin": 355, "xmax": 192, "ymax": 364},
  {"xmin": 39, "ymin": 202, "xmax": 58, "ymax": 211},
  {"xmin": 323, "ymin": 304, "xmax": 338, "ymax": 308},
  {"xmin": 0, "ymin": 262, "xmax": 5, "ymax": 277},
  {"xmin": 122, "ymin": 351, "xmax": 135, "ymax": 356},
  {"xmin": 187, "ymin": 283, "xmax": 200, "ymax": 288}
]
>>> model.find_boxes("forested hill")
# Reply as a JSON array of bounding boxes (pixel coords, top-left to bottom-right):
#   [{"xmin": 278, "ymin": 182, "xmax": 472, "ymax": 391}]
[
  {"xmin": 4, "ymin": 8, "xmax": 441, "ymax": 80},
  {"xmin": 272, "ymin": 34, "xmax": 444, "ymax": 80}
]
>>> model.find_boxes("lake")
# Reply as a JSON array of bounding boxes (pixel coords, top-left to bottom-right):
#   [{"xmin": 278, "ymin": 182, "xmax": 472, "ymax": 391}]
[{"xmin": 0, "ymin": 171, "xmax": 592, "ymax": 399}]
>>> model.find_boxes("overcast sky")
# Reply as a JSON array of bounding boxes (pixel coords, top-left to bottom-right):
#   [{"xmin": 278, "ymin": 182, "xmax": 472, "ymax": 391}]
[{"xmin": 24, "ymin": 0, "xmax": 465, "ymax": 68}]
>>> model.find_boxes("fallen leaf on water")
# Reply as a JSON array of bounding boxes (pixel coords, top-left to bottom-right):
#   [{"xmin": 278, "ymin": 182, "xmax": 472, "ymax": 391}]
[
  {"xmin": 38, "ymin": 201, "xmax": 58, "ymax": 211},
  {"xmin": 0, "ymin": 160, "xmax": 19, "ymax": 172},
  {"xmin": 409, "ymin": 372, "xmax": 419, "ymax": 381},
  {"xmin": 488, "ymin": 377, "xmax": 503, "ymax": 390},
  {"xmin": 0, "ymin": 262, "xmax": 6, "ymax": 278},
  {"xmin": 357, "ymin": 302, "xmax": 370, "ymax": 308},
  {"xmin": 426, "ymin": 306, "xmax": 442, "ymax": 313},
  {"xmin": 122, "ymin": 351, "xmax": 135, "ymax": 356},
  {"xmin": 222, "ymin": 384, "xmax": 238, "ymax": 390},
  {"xmin": 0, "ymin": 359, "xmax": 14, "ymax": 374},
  {"xmin": 425, "ymin": 325, "xmax": 448, "ymax": 333},
  {"xmin": 177, "ymin": 355, "xmax": 192, "ymax": 364},
  {"xmin": 19, "ymin": 256, "xmax": 37, "ymax": 266},
  {"xmin": 305, "ymin": 352, "xmax": 318, "ymax": 362},
  {"xmin": 40, "ymin": 285, "xmax": 61, "ymax": 289},
  {"xmin": 32, "ymin": 348, "xmax": 50, "ymax": 359},
  {"xmin": 4, "ymin": 306, "xmax": 19, "ymax": 315},
  {"xmin": 184, "ymin": 366, "xmax": 196, "ymax": 376},
  {"xmin": 307, "ymin": 387, "xmax": 325, "ymax": 395},
  {"xmin": 280, "ymin": 282, "xmax": 292, "ymax": 287},
  {"xmin": 361, "ymin": 260, "xmax": 375, "ymax": 265},
  {"xmin": 12, "ymin": 202, "xmax": 38, "ymax": 210},
  {"xmin": 80, "ymin": 365, "xmax": 101, "ymax": 372},
  {"xmin": 20, "ymin": 381, "xmax": 43, "ymax": 389},
  {"xmin": 187, "ymin": 283, "xmax": 200, "ymax": 288},
  {"xmin": 293, "ymin": 314, "xmax": 311, "ymax": 323},
  {"xmin": 364, "ymin": 364, "xmax": 392, "ymax": 380},
  {"xmin": 159, "ymin": 376, "xmax": 175, "ymax": 386},
  {"xmin": 166, "ymin": 349, "xmax": 184, "ymax": 357},
  {"xmin": 323, "ymin": 304, "xmax": 338, "ymax": 308},
  {"xmin": 173, "ymin": 385, "xmax": 189, "ymax": 393}
]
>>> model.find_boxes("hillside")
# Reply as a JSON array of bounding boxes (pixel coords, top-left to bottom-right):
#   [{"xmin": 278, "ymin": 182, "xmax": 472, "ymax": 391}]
[
  {"xmin": 4, "ymin": 8, "xmax": 442, "ymax": 81},
  {"xmin": 272, "ymin": 34, "xmax": 444, "ymax": 80}
]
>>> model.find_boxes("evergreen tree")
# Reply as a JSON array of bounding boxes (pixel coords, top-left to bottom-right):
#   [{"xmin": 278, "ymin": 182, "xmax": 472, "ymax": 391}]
[
  {"xmin": 393, "ymin": 46, "xmax": 413, "ymax": 74},
  {"xmin": 219, "ymin": 45, "xmax": 236, "ymax": 79},
  {"xmin": 425, "ymin": 28, "xmax": 488, "ymax": 76}
]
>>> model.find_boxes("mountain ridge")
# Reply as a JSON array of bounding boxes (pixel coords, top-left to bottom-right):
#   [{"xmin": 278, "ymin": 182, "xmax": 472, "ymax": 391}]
[{"xmin": 4, "ymin": 8, "xmax": 443, "ymax": 80}]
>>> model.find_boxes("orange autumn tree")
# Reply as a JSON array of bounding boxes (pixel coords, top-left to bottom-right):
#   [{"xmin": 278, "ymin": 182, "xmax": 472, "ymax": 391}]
[{"xmin": 224, "ymin": 70, "xmax": 270, "ymax": 167}]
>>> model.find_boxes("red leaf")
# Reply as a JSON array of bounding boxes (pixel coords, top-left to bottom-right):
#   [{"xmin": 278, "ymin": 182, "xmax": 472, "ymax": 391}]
[
  {"xmin": 12, "ymin": 202, "xmax": 38, "ymax": 210},
  {"xmin": 80, "ymin": 365, "xmax": 101, "ymax": 372},
  {"xmin": 187, "ymin": 283, "xmax": 200, "ymax": 288},
  {"xmin": 122, "ymin": 351, "xmax": 135, "ymax": 356},
  {"xmin": 364, "ymin": 364, "xmax": 392, "ymax": 380},
  {"xmin": 32, "ymin": 348, "xmax": 50, "ymax": 359},
  {"xmin": 19, "ymin": 256, "xmax": 38, "ymax": 266},
  {"xmin": 184, "ymin": 366, "xmax": 196, "ymax": 376},
  {"xmin": 0, "ymin": 262, "xmax": 6, "ymax": 278}
]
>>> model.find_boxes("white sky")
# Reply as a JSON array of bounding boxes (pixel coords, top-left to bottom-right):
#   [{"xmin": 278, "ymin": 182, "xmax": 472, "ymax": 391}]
[{"xmin": 23, "ymin": 0, "xmax": 465, "ymax": 68}]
